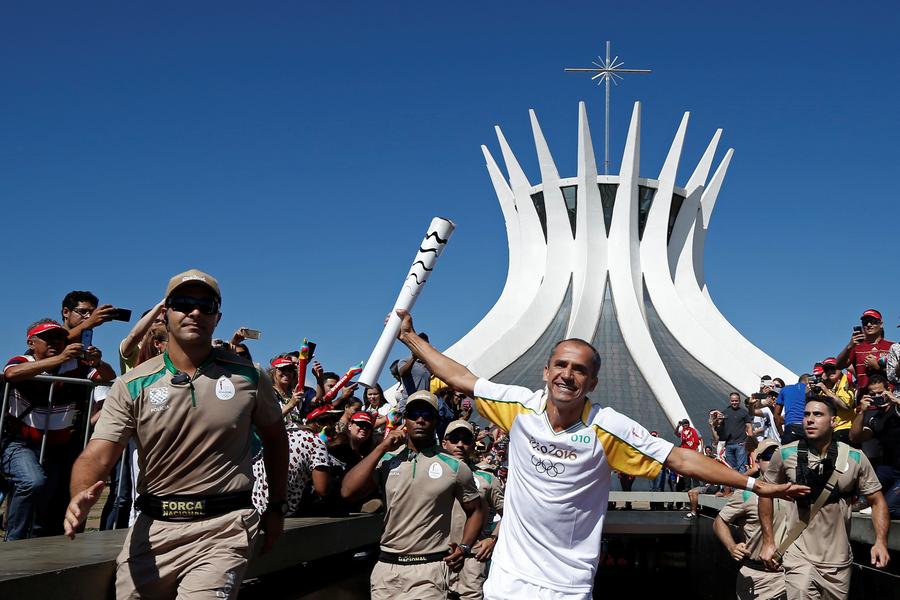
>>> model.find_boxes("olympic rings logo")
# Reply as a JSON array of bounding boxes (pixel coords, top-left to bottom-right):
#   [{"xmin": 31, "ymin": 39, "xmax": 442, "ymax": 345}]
[{"xmin": 531, "ymin": 455, "xmax": 566, "ymax": 477}]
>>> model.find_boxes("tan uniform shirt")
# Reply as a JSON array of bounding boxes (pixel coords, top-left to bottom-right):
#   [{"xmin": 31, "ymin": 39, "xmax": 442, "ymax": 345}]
[
  {"xmin": 93, "ymin": 349, "xmax": 282, "ymax": 496},
  {"xmin": 451, "ymin": 468, "xmax": 504, "ymax": 542},
  {"xmin": 718, "ymin": 490, "xmax": 791, "ymax": 561},
  {"xmin": 762, "ymin": 440, "xmax": 881, "ymax": 567},
  {"xmin": 374, "ymin": 446, "xmax": 480, "ymax": 554}
]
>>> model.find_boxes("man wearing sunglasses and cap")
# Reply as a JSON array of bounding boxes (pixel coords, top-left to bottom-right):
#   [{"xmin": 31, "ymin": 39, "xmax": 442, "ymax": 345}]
[
  {"xmin": 1, "ymin": 319, "xmax": 115, "ymax": 540},
  {"xmin": 63, "ymin": 269, "xmax": 289, "ymax": 600},
  {"xmin": 342, "ymin": 390, "xmax": 485, "ymax": 600},
  {"xmin": 713, "ymin": 439, "xmax": 788, "ymax": 600},
  {"xmin": 442, "ymin": 419, "xmax": 504, "ymax": 600},
  {"xmin": 391, "ymin": 309, "xmax": 810, "ymax": 600},
  {"xmin": 836, "ymin": 309, "xmax": 894, "ymax": 396}
]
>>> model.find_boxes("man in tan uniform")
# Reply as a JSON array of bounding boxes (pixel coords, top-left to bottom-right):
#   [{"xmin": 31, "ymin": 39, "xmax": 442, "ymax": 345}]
[
  {"xmin": 342, "ymin": 390, "xmax": 484, "ymax": 600},
  {"xmin": 760, "ymin": 396, "xmax": 891, "ymax": 599},
  {"xmin": 63, "ymin": 269, "xmax": 289, "ymax": 599},
  {"xmin": 714, "ymin": 439, "xmax": 788, "ymax": 600},
  {"xmin": 443, "ymin": 419, "xmax": 504, "ymax": 600}
]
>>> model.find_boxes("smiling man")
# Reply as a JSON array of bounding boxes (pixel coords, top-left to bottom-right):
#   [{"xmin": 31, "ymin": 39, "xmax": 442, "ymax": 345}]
[
  {"xmin": 392, "ymin": 309, "xmax": 810, "ymax": 600},
  {"xmin": 63, "ymin": 269, "xmax": 288, "ymax": 600}
]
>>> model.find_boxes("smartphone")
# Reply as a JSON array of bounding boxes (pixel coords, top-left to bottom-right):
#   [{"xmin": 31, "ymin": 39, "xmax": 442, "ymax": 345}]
[
  {"xmin": 853, "ymin": 326, "xmax": 863, "ymax": 335},
  {"xmin": 81, "ymin": 329, "xmax": 93, "ymax": 358},
  {"xmin": 110, "ymin": 308, "xmax": 132, "ymax": 322},
  {"xmin": 242, "ymin": 328, "xmax": 262, "ymax": 340},
  {"xmin": 308, "ymin": 341, "xmax": 317, "ymax": 358}
]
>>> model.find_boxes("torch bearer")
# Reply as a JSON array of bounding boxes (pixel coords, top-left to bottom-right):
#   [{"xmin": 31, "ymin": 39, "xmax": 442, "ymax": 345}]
[{"xmin": 357, "ymin": 216, "xmax": 456, "ymax": 388}]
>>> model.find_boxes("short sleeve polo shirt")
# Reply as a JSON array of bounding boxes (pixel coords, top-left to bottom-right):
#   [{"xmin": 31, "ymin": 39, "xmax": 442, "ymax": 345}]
[
  {"xmin": 92, "ymin": 348, "xmax": 282, "ymax": 497},
  {"xmin": 374, "ymin": 446, "xmax": 479, "ymax": 554},
  {"xmin": 762, "ymin": 441, "xmax": 881, "ymax": 567}
]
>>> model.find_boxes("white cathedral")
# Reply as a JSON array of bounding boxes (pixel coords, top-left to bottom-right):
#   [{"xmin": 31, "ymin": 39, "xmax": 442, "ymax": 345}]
[{"xmin": 443, "ymin": 102, "xmax": 795, "ymax": 435}]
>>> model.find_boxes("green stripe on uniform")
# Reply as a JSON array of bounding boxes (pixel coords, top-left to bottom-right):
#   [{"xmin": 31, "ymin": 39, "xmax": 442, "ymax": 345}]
[
  {"xmin": 781, "ymin": 446, "xmax": 798, "ymax": 460},
  {"xmin": 849, "ymin": 450, "xmax": 861, "ymax": 463},
  {"xmin": 225, "ymin": 362, "xmax": 258, "ymax": 385},
  {"xmin": 435, "ymin": 453, "xmax": 461, "ymax": 472}
]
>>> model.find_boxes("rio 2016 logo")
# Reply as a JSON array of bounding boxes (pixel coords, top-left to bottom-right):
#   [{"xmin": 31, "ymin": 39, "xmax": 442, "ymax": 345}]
[
  {"xmin": 529, "ymin": 437, "xmax": 577, "ymax": 461},
  {"xmin": 531, "ymin": 455, "xmax": 566, "ymax": 477}
]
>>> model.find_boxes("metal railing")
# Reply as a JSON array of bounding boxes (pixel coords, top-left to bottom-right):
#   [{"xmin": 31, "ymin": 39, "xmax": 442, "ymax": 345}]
[{"xmin": 0, "ymin": 374, "xmax": 114, "ymax": 463}]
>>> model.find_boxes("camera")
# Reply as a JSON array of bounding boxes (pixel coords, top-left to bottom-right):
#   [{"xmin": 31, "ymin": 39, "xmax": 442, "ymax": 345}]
[
  {"xmin": 869, "ymin": 394, "xmax": 888, "ymax": 408},
  {"xmin": 808, "ymin": 375, "xmax": 821, "ymax": 386},
  {"xmin": 110, "ymin": 308, "xmax": 132, "ymax": 322}
]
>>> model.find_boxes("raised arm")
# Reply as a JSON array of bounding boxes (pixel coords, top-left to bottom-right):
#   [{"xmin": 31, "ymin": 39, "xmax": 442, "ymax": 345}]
[
  {"xmin": 396, "ymin": 309, "xmax": 477, "ymax": 397},
  {"xmin": 867, "ymin": 491, "xmax": 891, "ymax": 568},
  {"xmin": 341, "ymin": 427, "xmax": 406, "ymax": 502},
  {"xmin": 119, "ymin": 301, "xmax": 165, "ymax": 362}
]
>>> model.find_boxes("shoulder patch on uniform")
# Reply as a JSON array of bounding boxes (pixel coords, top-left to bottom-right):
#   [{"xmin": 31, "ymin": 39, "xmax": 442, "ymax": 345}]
[
  {"xmin": 848, "ymin": 450, "xmax": 861, "ymax": 463},
  {"xmin": 125, "ymin": 365, "xmax": 168, "ymax": 401},
  {"xmin": 435, "ymin": 452, "xmax": 461, "ymax": 472},
  {"xmin": 742, "ymin": 491, "xmax": 753, "ymax": 502},
  {"xmin": 780, "ymin": 446, "xmax": 798, "ymax": 459}
]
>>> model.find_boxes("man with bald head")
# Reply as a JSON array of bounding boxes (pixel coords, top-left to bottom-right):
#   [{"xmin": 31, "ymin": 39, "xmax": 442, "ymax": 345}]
[{"xmin": 393, "ymin": 309, "xmax": 810, "ymax": 600}]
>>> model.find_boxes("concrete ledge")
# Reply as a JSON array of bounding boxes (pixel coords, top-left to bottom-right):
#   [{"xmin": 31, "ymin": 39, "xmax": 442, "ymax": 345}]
[{"xmin": 0, "ymin": 514, "xmax": 382, "ymax": 600}]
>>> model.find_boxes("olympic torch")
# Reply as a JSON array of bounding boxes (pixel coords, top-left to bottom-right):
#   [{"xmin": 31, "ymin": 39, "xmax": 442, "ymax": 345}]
[{"xmin": 357, "ymin": 216, "xmax": 456, "ymax": 388}]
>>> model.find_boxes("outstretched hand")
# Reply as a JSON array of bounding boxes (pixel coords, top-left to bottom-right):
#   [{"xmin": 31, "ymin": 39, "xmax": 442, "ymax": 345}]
[
  {"xmin": 64, "ymin": 480, "xmax": 105, "ymax": 539},
  {"xmin": 754, "ymin": 480, "xmax": 811, "ymax": 500}
]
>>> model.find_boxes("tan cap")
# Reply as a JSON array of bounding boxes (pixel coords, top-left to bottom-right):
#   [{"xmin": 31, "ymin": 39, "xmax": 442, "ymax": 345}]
[
  {"xmin": 165, "ymin": 269, "xmax": 221, "ymax": 300},
  {"xmin": 444, "ymin": 419, "xmax": 475, "ymax": 438},
  {"xmin": 405, "ymin": 390, "xmax": 439, "ymax": 412},
  {"xmin": 755, "ymin": 439, "xmax": 779, "ymax": 461}
]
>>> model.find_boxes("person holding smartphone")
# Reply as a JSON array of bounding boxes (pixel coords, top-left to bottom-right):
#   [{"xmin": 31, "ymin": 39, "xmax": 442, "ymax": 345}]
[{"xmin": 835, "ymin": 309, "xmax": 894, "ymax": 397}]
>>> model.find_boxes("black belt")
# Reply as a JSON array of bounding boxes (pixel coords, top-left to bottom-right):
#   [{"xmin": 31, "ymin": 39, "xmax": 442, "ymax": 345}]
[
  {"xmin": 741, "ymin": 558, "xmax": 780, "ymax": 572},
  {"xmin": 378, "ymin": 550, "xmax": 449, "ymax": 565},
  {"xmin": 136, "ymin": 491, "xmax": 252, "ymax": 522}
]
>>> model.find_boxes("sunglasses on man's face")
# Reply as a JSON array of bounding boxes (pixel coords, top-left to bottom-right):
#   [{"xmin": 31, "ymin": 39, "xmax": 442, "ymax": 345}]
[
  {"xmin": 167, "ymin": 296, "xmax": 219, "ymax": 315},
  {"xmin": 862, "ymin": 318, "xmax": 882, "ymax": 327},
  {"xmin": 351, "ymin": 422, "xmax": 373, "ymax": 431},
  {"xmin": 445, "ymin": 433, "xmax": 474, "ymax": 445},
  {"xmin": 404, "ymin": 408, "xmax": 438, "ymax": 422}
]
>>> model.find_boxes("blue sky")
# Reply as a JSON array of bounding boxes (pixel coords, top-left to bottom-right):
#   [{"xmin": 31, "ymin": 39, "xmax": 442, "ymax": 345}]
[{"xmin": 2, "ymin": 2, "xmax": 898, "ymax": 387}]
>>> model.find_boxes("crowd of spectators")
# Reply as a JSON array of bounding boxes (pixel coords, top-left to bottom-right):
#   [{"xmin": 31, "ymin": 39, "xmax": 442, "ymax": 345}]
[{"xmin": 0, "ymin": 295, "xmax": 508, "ymax": 548}]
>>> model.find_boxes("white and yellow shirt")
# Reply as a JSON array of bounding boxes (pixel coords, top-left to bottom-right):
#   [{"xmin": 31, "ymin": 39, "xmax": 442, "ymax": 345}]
[{"xmin": 474, "ymin": 378, "xmax": 674, "ymax": 593}]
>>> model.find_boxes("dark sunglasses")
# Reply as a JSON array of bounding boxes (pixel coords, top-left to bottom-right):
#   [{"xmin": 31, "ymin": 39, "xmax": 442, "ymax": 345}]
[
  {"xmin": 758, "ymin": 447, "xmax": 777, "ymax": 462},
  {"xmin": 167, "ymin": 296, "xmax": 219, "ymax": 315},
  {"xmin": 861, "ymin": 318, "xmax": 882, "ymax": 326},
  {"xmin": 404, "ymin": 408, "xmax": 438, "ymax": 421},
  {"xmin": 352, "ymin": 422, "xmax": 373, "ymax": 431},
  {"xmin": 445, "ymin": 433, "xmax": 474, "ymax": 444}
]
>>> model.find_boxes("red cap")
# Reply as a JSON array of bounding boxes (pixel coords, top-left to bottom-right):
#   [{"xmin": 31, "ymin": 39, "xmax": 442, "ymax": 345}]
[
  {"xmin": 270, "ymin": 357, "xmax": 294, "ymax": 369},
  {"xmin": 821, "ymin": 357, "xmax": 838, "ymax": 367},
  {"xmin": 812, "ymin": 364, "xmax": 824, "ymax": 376},
  {"xmin": 350, "ymin": 411, "xmax": 373, "ymax": 425},
  {"xmin": 861, "ymin": 309, "xmax": 882, "ymax": 321},
  {"xmin": 27, "ymin": 322, "xmax": 66, "ymax": 339}
]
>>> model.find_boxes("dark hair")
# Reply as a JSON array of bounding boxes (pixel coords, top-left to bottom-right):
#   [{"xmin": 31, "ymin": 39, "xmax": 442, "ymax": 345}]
[
  {"xmin": 62, "ymin": 291, "xmax": 99, "ymax": 311},
  {"xmin": 547, "ymin": 338, "xmax": 602, "ymax": 377},
  {"xmin": 233, "ymin": 342, "xmax": 252, "ymax": 362},
  {"xmin": 418, "ymin": 332, "xmax": 430, "ymax": 343},
  {"xmin": 868, "ymin": 373, "xmax": 888, "ymax": 388},
  {"xmin": 773, "ymin": 377, "xmax": 786, "ymax": 387},
  {"xmin": 388, "ymin": 360, "xmax": 401, "ymax": 381},
  {"xmin": 805, "ymin": 395, "xmax": 836, "ymax": 416},
  {"xmin": 323, "ymin": 371, "xmax": 340, "ymax": 382},
  {"xmin": 729, "ymin": 392, "xmax": 741, "ymax": 400},
  {"xmin": 798, "ymin": 374, "xmax": 810, "ymax": 383}
]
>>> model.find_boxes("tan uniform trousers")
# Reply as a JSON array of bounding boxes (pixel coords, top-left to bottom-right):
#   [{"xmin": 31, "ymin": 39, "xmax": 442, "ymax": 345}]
[
  {"xmin": 736, "ymin": 565, "xmax": 786, "ymax": 600},
  {"xmin": 782, "ymin": 552, "xmax": 851, "ymax": 600},
  {"xmin": 115, "ymin": 508, "xmax": 259, "ymax": 600},
  {"xmin": 370, "ymin": 560, "xmax": 450, "ymax": 600},
  {"xmin": 449, "ymin": 556, "xmax": 488, "ymax": 600}
]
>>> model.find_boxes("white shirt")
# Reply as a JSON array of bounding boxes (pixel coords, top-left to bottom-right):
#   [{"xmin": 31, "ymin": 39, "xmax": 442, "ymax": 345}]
[{"xmin": 474, "ymin": 378, "xmax": 674, "ymax": 593}]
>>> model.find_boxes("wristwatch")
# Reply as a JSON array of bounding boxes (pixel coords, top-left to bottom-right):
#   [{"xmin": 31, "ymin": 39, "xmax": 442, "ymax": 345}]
[
  {"xmin": 268, "ymin": 499, "xmax": 288, "ymax": 516},
  {"xmin": 459, "ymin": 543, "xmax": 472, "ymax": 556}
]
